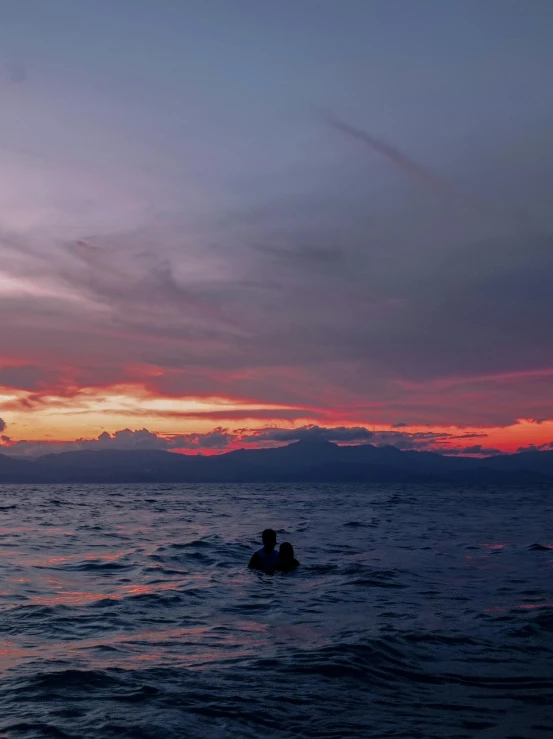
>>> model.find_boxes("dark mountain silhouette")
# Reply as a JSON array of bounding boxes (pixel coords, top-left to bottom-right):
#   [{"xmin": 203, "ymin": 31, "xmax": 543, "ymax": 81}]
[{"xmin": 1, "ymin": 439, "xmax": 553, "ymax": 483}]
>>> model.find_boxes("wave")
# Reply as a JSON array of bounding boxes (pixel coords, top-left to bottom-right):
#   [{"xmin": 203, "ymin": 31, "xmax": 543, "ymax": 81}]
[{"xmin": 0, "ymin": 482, "xmax": 552, "ymax": 738}]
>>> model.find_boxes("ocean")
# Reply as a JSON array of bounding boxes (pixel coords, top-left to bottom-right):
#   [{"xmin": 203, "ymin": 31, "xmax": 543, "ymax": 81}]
[{"xmin": 0, "ymin": 482, "xmax": 551, "ymax": 738}]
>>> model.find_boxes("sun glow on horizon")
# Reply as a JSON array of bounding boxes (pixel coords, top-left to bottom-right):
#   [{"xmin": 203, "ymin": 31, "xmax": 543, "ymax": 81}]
[
  {"xmin": 1, "ymin": 379, "xmax": 553, "ymax": 456},
  {"xmin": 0, "ymin": 383, "xmax": 317, "ymax": 441}
]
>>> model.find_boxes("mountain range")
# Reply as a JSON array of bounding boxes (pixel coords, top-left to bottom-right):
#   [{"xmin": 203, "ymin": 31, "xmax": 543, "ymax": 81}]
[{"xmin": 1, "ymin": 439, "xmax": 553, "ymax": 484}]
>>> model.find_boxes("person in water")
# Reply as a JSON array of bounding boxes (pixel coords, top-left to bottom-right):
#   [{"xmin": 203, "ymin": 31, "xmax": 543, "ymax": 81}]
[
  {"xmin": 276, "ymin": 542, "xmax": 300, "ymax": 571},
  {"xmin": 248, "ymin": 528, "xmax": 279, "ymax": 572}
]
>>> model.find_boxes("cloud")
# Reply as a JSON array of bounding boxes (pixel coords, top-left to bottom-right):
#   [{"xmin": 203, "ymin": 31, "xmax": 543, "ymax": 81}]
[
  {"xmin": 170, "ymin": 428, "xmax": 234, "ymax": 450},
  {"xmin": 442, "ymin": 444, "xmax": 504, "ymax": 456},
  {"xmin": 0, "ymin": 426, "xmax": 236, "ymax": 458},
  {"xmin": 463, "ymin": 445, "xmax": 502, "ymax": 455},
  {"xmin": 242, "ymin": 425, "xmax": 374, "ymax": 443},
  {"xmin": 2, "ymin": 109, "xmax": 553, "ymax": 431},
  {"xmin": 517, "ymin": 441, "xmax": 553, "ymax": 453},
  {"xmin": 321, "ymin": 112, "xmax": 473, "ymax": 202},
  {"xmin": 0, "ymin": 428, "xmax": 169, "ymax": 458},
  {"xmin": 0, "ymin": 365, "xmax": 65, "ymax": 392},
  {"xmin": 365, "ymin": 430, "xmax": 451, "ymax": 451},
  {"xmin": 0, "ymin": 423, "xmax": 501, "ymax": 458},
  {"xmin": 86, "ymin": 427, "xmax": 234, "ymax": 452},
  {"xmin": 94, "ymin": 428, "xmax": 169, "ymax": 451},
  {"xmin": 0, "ymin": 418, "xmax": 6, "ymax": 432},
  {"xmin": 320, "ymin": 112, "xmax": 540, "ymax": 240}
]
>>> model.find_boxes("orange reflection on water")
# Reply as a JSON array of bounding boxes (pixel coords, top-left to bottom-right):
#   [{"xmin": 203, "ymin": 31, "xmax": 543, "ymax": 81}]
[
  {"xmin": 34, "ymin": 549, "xmax": 134, "ymax": 567},
  {"xmin": 0, "ymin": 642, "xmax": 37, "ymax": 672},
  {"xmin": 29, "ymin": 577, "xmax": 191, "ymax": 607},
  {"xmin": 31, "ymin": 590, "xmax": 120, "ymax": 606},
  {"xmin": 122, "ymin": 580, "xmax": 187, "ymax": 597},
  {"xmin": 0, "ymin": 620, "xmax": 270, "ymax": 676},
  {"xmin": 0, "ymin": 644, "xmax": 32, "ymax": 657},
  {"xmin": 0, "ymin": 528, "xmax": 30, "ymax": 534}
]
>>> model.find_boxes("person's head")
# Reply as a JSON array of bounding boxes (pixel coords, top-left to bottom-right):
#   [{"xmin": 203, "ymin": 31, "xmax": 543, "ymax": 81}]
[
  {"xmin": 279, "ymin": 542, "xmax": 294, "ymax": 562},
  {"xmin": 262, "ymin": 528, "xmax": 277, "ymax": 552}
]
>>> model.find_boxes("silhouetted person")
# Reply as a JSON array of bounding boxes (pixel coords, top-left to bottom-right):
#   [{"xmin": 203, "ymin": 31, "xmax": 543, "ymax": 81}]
[
  {"xmin": 276, "ymin": 542, "xmax": 299, "ymax": 571},
  {"xmin": 248, "ymin": 528, "xmax": 279, "ymax": 572}
]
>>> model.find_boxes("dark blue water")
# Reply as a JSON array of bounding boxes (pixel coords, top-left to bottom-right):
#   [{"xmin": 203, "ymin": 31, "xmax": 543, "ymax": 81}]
[{"xmin": 0, "ymin": 483, "xmax": 552, "ymax": 738}]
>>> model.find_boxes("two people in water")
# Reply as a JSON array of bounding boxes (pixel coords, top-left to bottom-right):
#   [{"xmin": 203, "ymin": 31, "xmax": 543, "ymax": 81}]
[{"xmin": 248, "ymin": 528, "xmax": 299, "ymax": 573}]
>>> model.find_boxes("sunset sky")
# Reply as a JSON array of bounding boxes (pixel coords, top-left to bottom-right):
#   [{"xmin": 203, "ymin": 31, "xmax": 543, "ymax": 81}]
[{"xmin": 2, "ymin": 0, "xmax": 553, "ymax": 457}]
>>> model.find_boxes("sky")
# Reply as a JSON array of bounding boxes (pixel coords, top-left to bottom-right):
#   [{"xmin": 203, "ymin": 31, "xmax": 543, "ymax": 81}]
[{"xmin": 2, "ymin": 0, "xmax": 553, "ymax": 457}]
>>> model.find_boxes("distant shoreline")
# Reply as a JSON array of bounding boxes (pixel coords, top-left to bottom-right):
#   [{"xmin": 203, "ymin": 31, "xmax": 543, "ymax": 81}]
[{"xmin": 2, "ymin": 440, "xmax": 553, "ymax": 485}]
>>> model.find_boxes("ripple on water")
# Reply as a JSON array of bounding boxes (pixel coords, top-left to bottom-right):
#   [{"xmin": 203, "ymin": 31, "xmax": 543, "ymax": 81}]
[{"xmin": 0, "ymin": 482, "xmax": 551, "ymax": 738}]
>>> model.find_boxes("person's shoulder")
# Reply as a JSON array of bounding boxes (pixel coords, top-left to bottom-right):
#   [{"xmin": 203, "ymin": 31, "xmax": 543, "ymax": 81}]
[{"xmin": 248, "ymin": 551, "xmax": 261, "ymax": 569}]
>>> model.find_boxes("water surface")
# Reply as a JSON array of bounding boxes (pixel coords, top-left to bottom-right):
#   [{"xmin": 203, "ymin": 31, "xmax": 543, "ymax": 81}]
[{"xmin": 0, "ymin": 483, "xmax": 552, "ymax": 738}]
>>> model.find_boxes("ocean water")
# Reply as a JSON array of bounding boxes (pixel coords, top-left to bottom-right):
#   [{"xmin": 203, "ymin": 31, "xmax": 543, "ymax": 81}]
[{"xmin": 0, "ymin": 483, "xmax": 552, "ymax": 739}]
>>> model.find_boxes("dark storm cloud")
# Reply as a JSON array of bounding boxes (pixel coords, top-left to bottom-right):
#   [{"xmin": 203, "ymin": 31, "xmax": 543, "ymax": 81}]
[{"xmin": 0, "ymin": 418, "xmax": 6, "ymax": 432}]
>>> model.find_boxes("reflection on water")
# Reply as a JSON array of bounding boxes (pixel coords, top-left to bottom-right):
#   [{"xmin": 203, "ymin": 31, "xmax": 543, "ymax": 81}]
[{"xmin": 0, "ymin": 482, "xmax": 552, "ymax": 738}]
